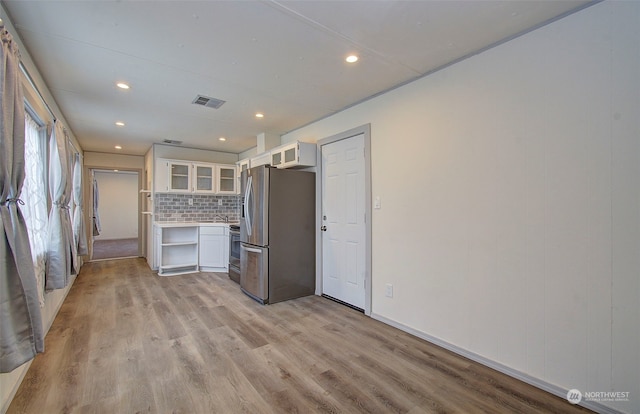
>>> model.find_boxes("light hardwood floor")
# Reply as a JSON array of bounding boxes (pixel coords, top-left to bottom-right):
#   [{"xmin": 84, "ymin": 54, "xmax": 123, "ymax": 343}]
[{"xmin": 8, "ymin": 258, "xmax": 591, "ymax": 413}]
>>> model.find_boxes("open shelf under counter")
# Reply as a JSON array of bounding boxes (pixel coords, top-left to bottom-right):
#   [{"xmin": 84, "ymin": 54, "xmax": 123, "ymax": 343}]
[
  {"xmin": 158, "ymin": 262, "xmax": 199, "ymax": 276},
  {"xmin": 155, "ymin": 223, "xmax": 199, "ymax": 276},
  {"xmin": 161, "ymin": 241, "xmax": 198, "ymax": 247}
]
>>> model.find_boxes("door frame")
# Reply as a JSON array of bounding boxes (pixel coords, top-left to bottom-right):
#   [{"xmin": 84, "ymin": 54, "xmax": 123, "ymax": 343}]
[
  {"xmin": 316, "ymin": 124, "xmax": 372, "ymax": 315},
  {"xmin": 84, "ymin": 166, "xmax": 144, "ymax": 260}
]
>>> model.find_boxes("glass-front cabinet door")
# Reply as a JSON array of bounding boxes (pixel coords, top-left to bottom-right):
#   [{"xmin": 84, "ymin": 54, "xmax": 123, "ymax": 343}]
[
  {"xmin": 194, "ymin": 164, "xmax": 215, "ymax": 193},
  {"xmin": 271, "ymin": 150, "xmax": 283, "ymax": 167},
  {"xmin": 238, "ymin": 159, "xmax": 250, "ymax": 176},
  {"xmin": 168, "ymin": 161, "xmax": 191, "ymax": 192},
  {"xmin": 283, "ymin": 146, "xmax": 297, "ymax": 164},
  {"xmin": 159, "ymin": 160, "xmax": 238, "ymax": 194},
  {"xmin": 217, "ymin": 165, "xmax": 237, "ymax": 194}
]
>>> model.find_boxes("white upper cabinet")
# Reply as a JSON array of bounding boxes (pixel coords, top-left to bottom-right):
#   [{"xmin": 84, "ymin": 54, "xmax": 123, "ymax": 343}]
[
  {"xmin": 216, "ymin": 165, "xmax": 237, "ymax": 194},
  {"xmin": 250, "ymin": 152, "xmax": 271, "ymax": 168},
  {"xmin": 236, "ymin": 159, "xmax": 250, "ymax": 195},
  {"xmin": 169, "ymin": 161, "xmax": 192, "ymax": 191},
  {"xmin": 271, "ymin": 141, "xmax": 316, "ymax": 169},
  {"xmin": 155, "ymin": 158, "xmax": 236, "ymax": 194},
  {"xmin": 193, "ymin": 163, "xmax": 215, "ymax": 193},
  {"xmin": 155, "ymin": 159, "xmax": 191, "ymax": 193},
  {"xmin": 245, "ymin": 141, "xmax": 317, "ymax": 170},
  {"xmin": 237, "ymin": 158, "xmax": 250, "ymax": 176}
]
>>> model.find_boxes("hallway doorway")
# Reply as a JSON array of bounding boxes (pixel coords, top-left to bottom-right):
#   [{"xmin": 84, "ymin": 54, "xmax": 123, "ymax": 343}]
[{"xmin": 91, "ymin": 169, "xmax": 140, "ymax": 260}]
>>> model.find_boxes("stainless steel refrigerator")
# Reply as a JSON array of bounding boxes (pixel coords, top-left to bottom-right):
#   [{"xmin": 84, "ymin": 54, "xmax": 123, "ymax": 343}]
[{"xmin": 240, "ymin": 165, "xmax": 315, "ymax": 304}]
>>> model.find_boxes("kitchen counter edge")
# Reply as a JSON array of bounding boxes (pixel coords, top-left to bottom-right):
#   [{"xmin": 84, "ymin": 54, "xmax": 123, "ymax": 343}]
[{"xmin": 154, "ymin": 221, "xmax": 238, "ymax": 228}]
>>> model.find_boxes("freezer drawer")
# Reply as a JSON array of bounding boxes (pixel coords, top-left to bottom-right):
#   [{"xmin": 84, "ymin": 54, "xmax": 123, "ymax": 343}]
[{"xmin": 240, "ymin": 243, "xmax": 268, "ymax": 303}]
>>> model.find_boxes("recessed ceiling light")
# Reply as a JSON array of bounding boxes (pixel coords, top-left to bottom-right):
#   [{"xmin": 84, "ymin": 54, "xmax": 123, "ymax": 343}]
[
  {"xmin": 346, "ymin": 55, "xmax": 359, "ymax": 63},
  {"xmin": 115, "ymin": 145, "xmax": 122, "ymax": 150},
  {"xmin": 219, "ymin": 137, "xmax": 226, "ymax": 142},
  {"xmin": 116, "ymin": 82, "xmax": 130, "ymax": 90},
  {"xmin": 255, "ymin": 113, "xmax": 264, "ymax": 118},
  {"xmin": 115, "ymin": 121, "xmax": 125, "ymax": 126}
]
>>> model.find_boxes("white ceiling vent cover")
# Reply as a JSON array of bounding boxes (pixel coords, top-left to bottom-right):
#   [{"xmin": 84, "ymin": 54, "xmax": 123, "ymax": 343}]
[
  {"xmin": 192, "ymin": 95, "xmax": 226, "ymax": 109},
  {"xmin": 163, "ymin": 139, "xmax": 183, "ymax": 145}
]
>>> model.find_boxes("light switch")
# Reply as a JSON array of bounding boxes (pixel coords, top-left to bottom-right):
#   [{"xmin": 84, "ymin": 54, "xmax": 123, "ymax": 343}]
[
  {"xmin": 385, "ymin": 283, "xmax": 393, "ymax": 298},
  {"xmin": 374, "ymin": 196, "xmax": 381, "ymax": 209}
]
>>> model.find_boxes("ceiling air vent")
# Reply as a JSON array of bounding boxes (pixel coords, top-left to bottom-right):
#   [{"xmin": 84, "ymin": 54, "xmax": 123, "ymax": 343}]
[
  {"xmin": 192, "ymin": 95, "xmax": 226, "ymax": 109},
  {"xmin": 163, "ymin": 139, "xmax": 183, "ymax": 145}
]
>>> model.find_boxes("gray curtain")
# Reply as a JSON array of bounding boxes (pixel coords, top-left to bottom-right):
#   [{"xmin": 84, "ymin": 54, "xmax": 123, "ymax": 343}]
[
  {"xmin": 92, "ymin": 176, "xmax": 101, "ymax": 236},
  {"xmin": 72, "ymin": 153, "xmax": 87, "ymax": 269},
  {"xmin": 45, "ymin": 120, "xmax": 73, "ymax": 290},
  {"xmin": 0, "ymin": 21, "xmax": 44, "ymax": 373}
]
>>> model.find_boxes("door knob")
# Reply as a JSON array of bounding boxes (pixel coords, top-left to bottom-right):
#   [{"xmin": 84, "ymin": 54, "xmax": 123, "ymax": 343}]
[{"xmin": 320, "ymin": 225, "xmax": 327, "ymax": 231}]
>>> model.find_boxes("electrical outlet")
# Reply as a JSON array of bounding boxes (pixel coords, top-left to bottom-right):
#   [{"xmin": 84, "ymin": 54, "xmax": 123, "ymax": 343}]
[
  {"xmin": 218, "ymin": 199, "xmax": 223, "ymax": 206},
  {"xmin": 385, "ymin": 283, "xmax": 393, "ymax": 298},
  {"xmin": 188, "ymin": 198, "xmax": 193, "ymax": 206}
]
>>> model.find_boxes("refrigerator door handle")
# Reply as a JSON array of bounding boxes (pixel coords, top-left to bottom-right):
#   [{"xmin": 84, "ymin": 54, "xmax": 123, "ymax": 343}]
[
  {"xmin": 242, "ymin": 245, "xmax": 263, "ymax": 254},
  {"xmin": 244, "ymin": 175, "xmax": 253, "ymax": 236}
]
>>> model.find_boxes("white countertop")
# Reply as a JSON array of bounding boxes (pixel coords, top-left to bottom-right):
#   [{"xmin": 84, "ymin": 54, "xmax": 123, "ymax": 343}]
[{"xmin": 154, "ymin": 221, "xmax": 238, "ymax": 228}]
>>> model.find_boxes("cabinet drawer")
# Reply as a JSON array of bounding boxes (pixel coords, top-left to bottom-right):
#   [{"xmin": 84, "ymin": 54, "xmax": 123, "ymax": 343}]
[{"xmin": 199, "ymin": 226, "xmax": 225, "ymax": 235}]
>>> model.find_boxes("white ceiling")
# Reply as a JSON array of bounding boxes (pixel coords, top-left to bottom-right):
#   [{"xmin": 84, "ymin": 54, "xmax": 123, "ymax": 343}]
[{"xmin": 3, "ymin": 0, "xmax": 593, "ymax": 156}]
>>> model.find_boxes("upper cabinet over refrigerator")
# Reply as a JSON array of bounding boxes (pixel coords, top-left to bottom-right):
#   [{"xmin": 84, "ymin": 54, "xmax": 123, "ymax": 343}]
[{"xmin": 270, "ymin": 142, "xmax": 316, "ymax": 169}]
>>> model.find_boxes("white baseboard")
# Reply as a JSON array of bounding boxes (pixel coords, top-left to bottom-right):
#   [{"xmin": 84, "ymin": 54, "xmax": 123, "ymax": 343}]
[{"xmin": 370, "ymin": 313, "xmax": 622, "ymax": 414}]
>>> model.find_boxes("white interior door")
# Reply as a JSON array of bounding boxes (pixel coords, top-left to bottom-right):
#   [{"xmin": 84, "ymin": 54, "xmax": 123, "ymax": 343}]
[{"xmin": 321, "ymin": 133, "xmax": 366, "ymax": 309}]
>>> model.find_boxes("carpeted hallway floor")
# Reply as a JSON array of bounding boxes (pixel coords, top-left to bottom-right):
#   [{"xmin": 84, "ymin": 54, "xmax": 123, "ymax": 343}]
[{"xmin": 92, "ymin": 237, "xmax": 139, "ymax": 260}]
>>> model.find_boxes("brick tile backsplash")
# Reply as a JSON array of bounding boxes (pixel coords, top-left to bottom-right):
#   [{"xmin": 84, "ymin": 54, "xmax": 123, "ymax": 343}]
[{"xmin": 155, "ymin": 193, "xmax": 240, "ymax": 222}]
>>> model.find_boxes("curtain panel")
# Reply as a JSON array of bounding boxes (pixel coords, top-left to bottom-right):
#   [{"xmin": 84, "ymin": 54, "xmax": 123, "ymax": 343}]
[
  {"xmin": 21, "ymin": 112, "xmax": 48, "ymax": 306},
  {"xmin": 45, "ymin": 120, "xmax": 74, "ymax": 290},
  {"xmin": 72, "ymin": 153, "xmax": 87, "ymax": 269},
  {"xmin": 92, "ymin": 176, "xmax": 101, "ymax": 236},
  {"xmin": 0, "ymin": 22, "xmax": 44, "ymax": 373}
]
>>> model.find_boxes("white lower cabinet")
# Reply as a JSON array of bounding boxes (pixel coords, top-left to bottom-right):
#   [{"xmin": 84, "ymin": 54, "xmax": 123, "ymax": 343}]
[
  {"xmin": 199, "ymin": 225, "xmax": 229, "ymax": 272},
  {"xmin": 156, "ymin": 224, "xmax": 199, "ymax": 276},
  {"xmin": 154, "ymin": 223, "xmax": 229, "ymax": 275}
]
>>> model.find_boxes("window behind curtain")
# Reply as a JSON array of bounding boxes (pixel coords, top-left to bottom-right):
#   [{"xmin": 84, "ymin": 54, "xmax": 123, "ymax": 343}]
[{"xmin": 20, "ymin": 110, "xmax": 48, "ymax": 306}]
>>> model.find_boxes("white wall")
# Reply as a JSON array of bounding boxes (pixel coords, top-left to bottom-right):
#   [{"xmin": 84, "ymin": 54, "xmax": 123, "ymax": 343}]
[
  {"xmin": 84, "ymin": 152, "xmax": 144, "ymax": 170},
  {"xmin": 239, "ymin": 146, "xmax": 258, "ymax": 161},
  {"xmin": 93, "ymin": 171, "xmax": 139, "ymax": 240},
  {"xmin": 283, "ymin": 3, "xmax": 639, "ymax": 413},
  {"xmin": 153, "ymin": 143, "xmax": 238, "ymax": 164}
]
